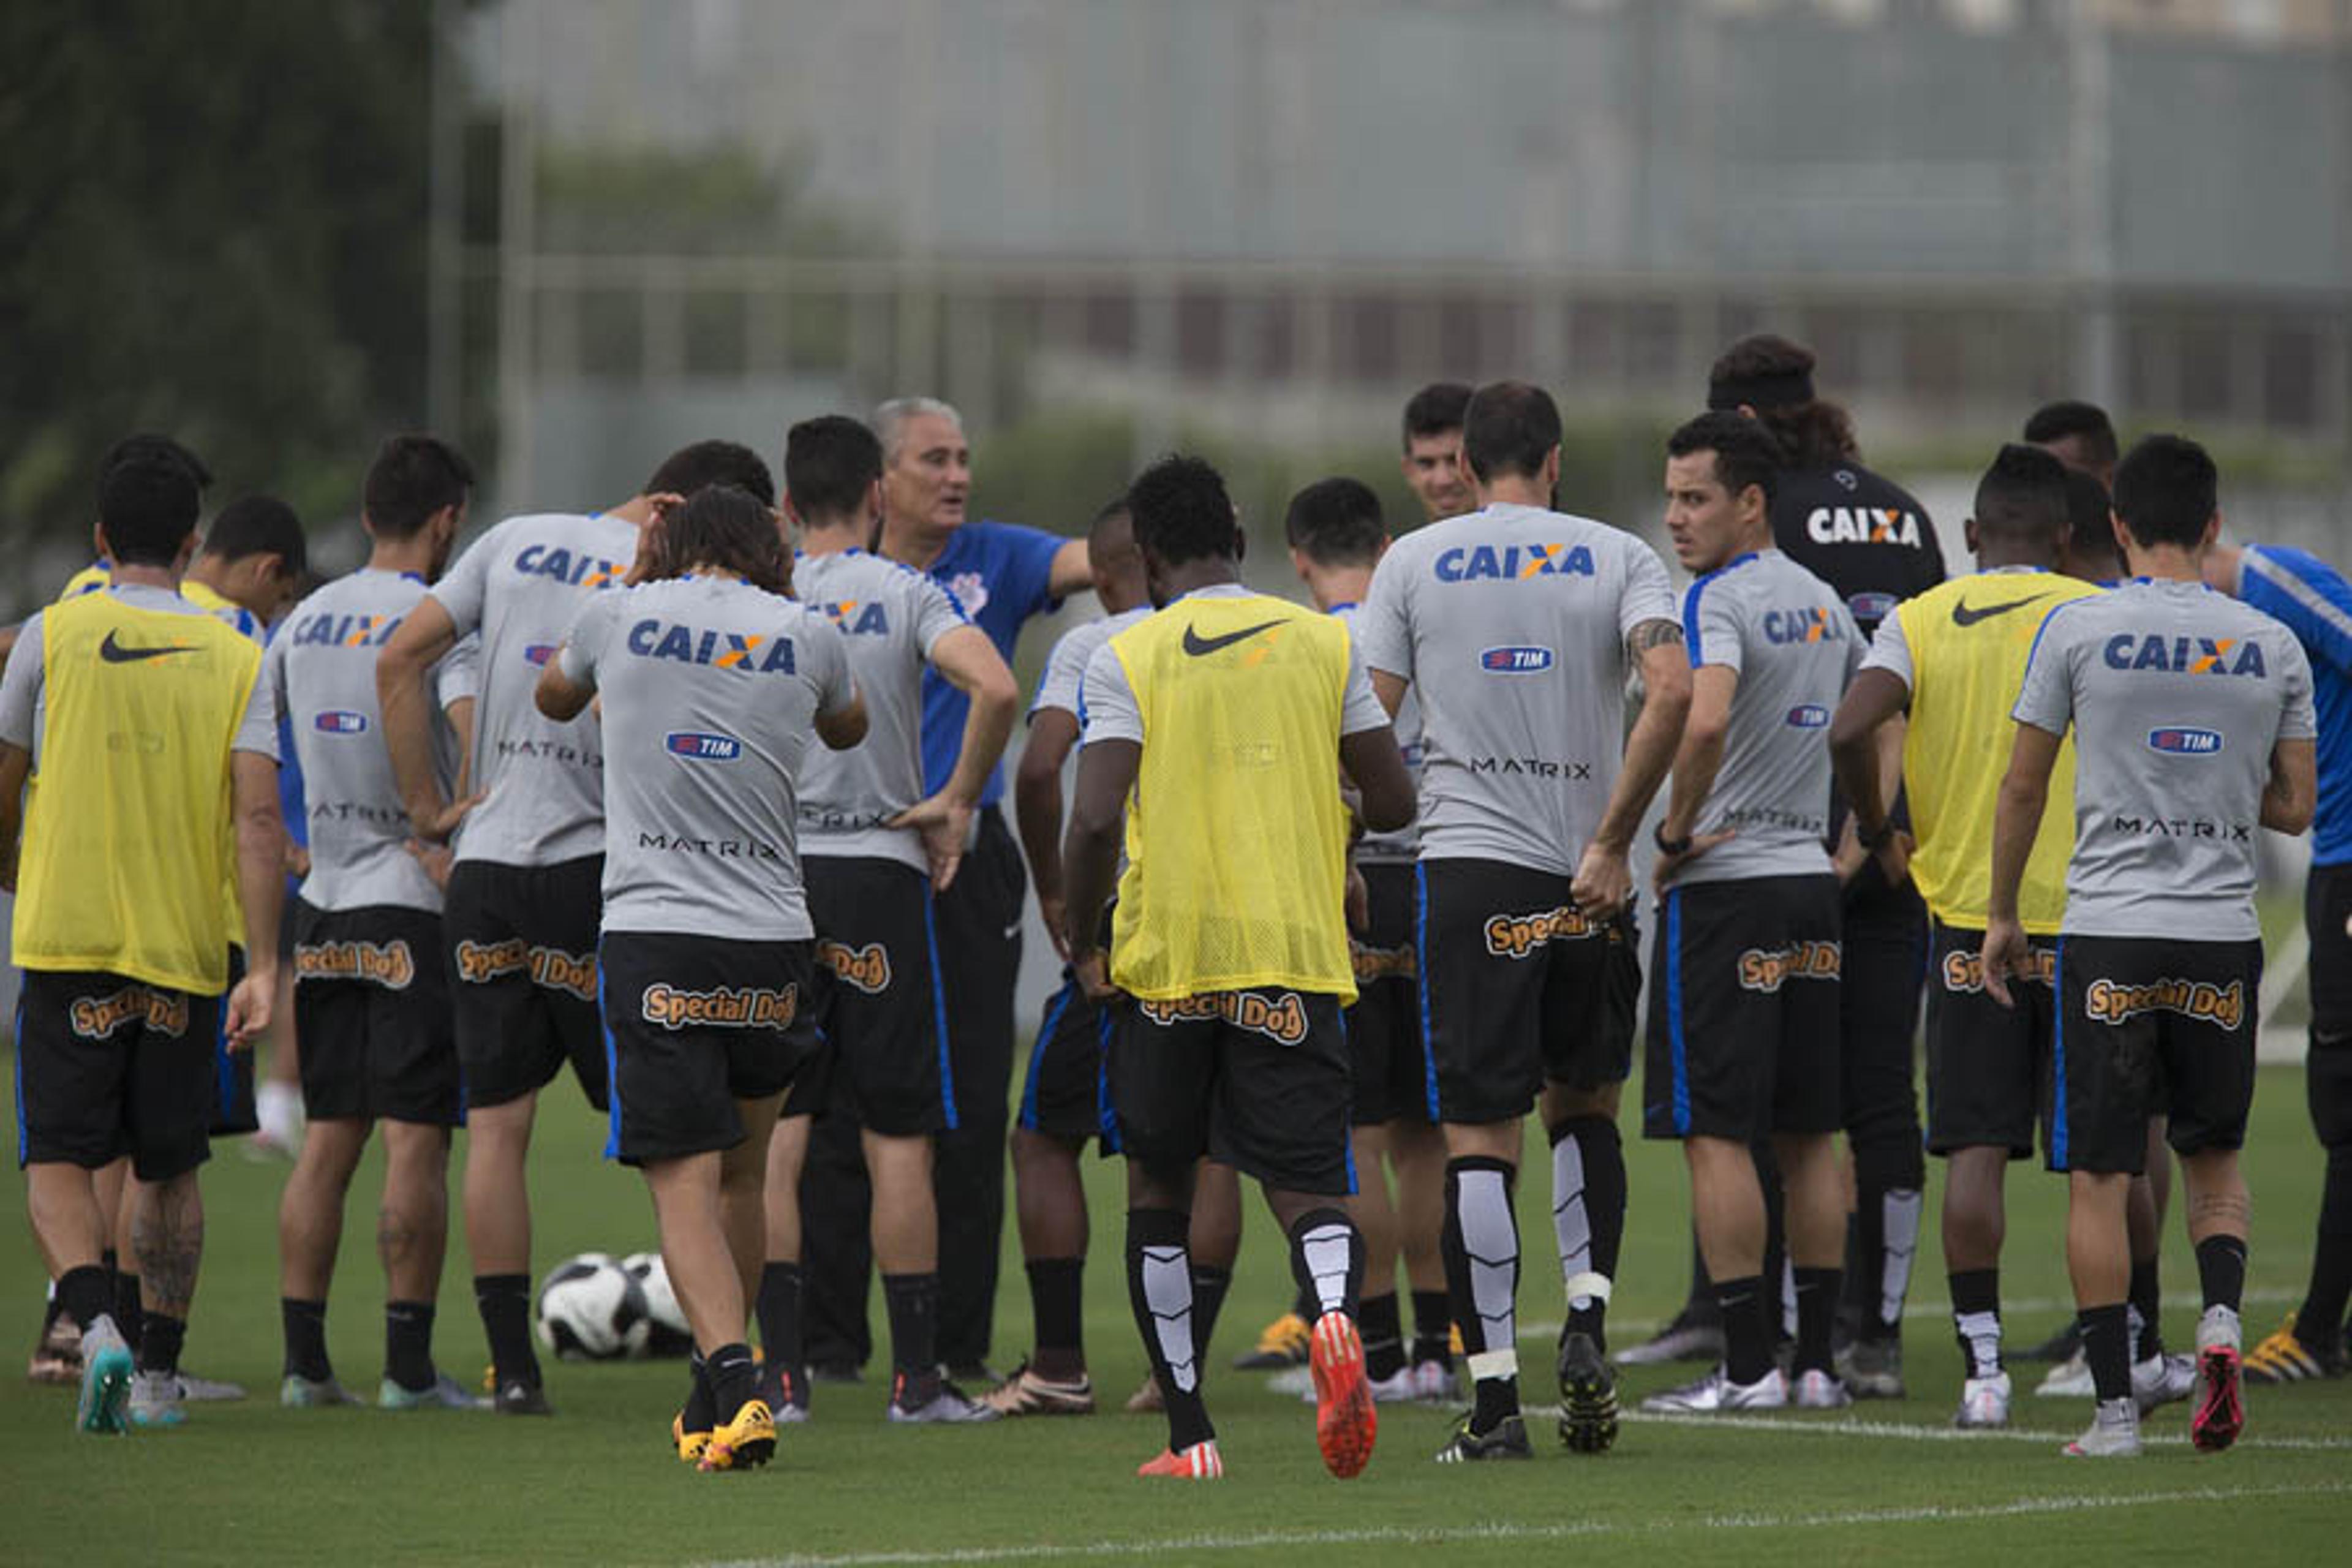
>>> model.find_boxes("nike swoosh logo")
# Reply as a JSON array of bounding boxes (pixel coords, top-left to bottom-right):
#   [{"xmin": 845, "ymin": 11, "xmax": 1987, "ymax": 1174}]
[
  {"xmin": 1950, "ymin": 594, "xmax": 2054, "ymax": 628},
  {"xmin": 98, "ymin": 630, "xmax": 200, "ymax": 663},
  {"xmin": 1181, "ymin": 619, "xmax": 1283, "ymax": 657}
]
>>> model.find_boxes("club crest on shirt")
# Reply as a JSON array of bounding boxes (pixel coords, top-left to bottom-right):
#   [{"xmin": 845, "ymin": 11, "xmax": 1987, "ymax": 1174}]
[
  {"xmin": 947, "ymin": 571, "xmax": 990, "ymax": 619},
  {"xmin": 70, "ymin": 987, "xmax": 189, "ymax": 1041},
  {"xmin": 1139, "ymin": 990, "xmax": 1308, "ymax": 1046},
  {"xmin": 2084, "ymin": 977, "xmax": 2245, "ymax": 1031},
  {"xmin": 818, "ymin": 940, "xmax": 892, "ymax": 994},
  {"xmin": 1737, "ymin": 941, "xmax": 1841, "ymax": 992}
]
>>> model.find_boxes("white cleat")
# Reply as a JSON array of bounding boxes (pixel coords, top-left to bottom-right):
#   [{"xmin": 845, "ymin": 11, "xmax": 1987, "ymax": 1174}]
[
  {"xmin": 1640, "ymin": 1364, "xmax": 1789, "ymax": 1414},
  {"xmin": 1791, "ymin": 1368, "xmax": 1852, "ymax": 1409},
  {"xmin": 1953, "ymin": 1371, "xmax": 2013, "ymax": 1430},
  {"xmin": 2132, "ymin": 1350, "xmax": 2196, "ymax": 1414},
  {"xmin": 1410, "ymin": 1358, "xmax": 1460, "ymax": 1403},
  {"xmin": 2063, "ymin": 1395, "xmax": 2142, "ymax": 1458},
  {"xmin": 2034, "ymin": 1347, "xmax": 2094, "ymax": 1398}
]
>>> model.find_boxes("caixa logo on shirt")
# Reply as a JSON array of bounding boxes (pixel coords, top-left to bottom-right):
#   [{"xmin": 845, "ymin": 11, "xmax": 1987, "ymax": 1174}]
[
  {"xmin": 816, "ymin": 600, "xmax": 892, "ymax": 636},
  {"xmin": 2102, "ymin": 634, "xmax": 2267, "ymax": 677},
  {"xmin": 2147, "ymin": 727, "xmax": 2224, "ymax": 756},
  {"xmin": 1805, "ymin": 507, "xmax": 1924, "ymax": 548},
  {"xmin": 626, "ymin": 620, "xmax": 798, "ymax": 674},
  {"xmin": 513, "ymin": 543, "xmax": 624, "ymax": 589},
  {"xmin": 1434, "ymin": 543, "xmax": 1595, "ymax": 582},
  {"xmin": 1763, "ymin": 607, "xmax": 1841, "ymax": 645},
  {"xmin": 314, "ymin": 710, "xmax": 370, "ymax": 735},
  {"xmin": 288, "ymin": 611, "xmax": 402, "ymax": 648},
  {"xmin": 1479, "ymin": 646, "xmax": 1555, "ymax": 674},
  {"xmin": 664, "ymin": 731, "xmax": 742, "ymax": 761}
]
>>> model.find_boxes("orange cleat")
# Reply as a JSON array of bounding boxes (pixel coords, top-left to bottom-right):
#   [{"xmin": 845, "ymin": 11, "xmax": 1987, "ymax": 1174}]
[
  {"xmin": 1137, "ymin": 1439, "xmax": 1224, "ymax": 1479},
  {"xmin": 1310, "ymin": 1312, "xmax": 1378, "ymax": 1479}
]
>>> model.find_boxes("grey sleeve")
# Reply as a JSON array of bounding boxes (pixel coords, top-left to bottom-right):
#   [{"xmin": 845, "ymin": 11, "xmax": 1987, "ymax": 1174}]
[
  {"xmin": 1355, "ymin": 549, "xmax": 1415, "ymax": 680},
  {"xmin": 912, "ymin": 575, "xmax": 971, "ymax": 659},
  {"xmin": 1689, "ymin": 581, "xmax": 1745, "ymax": 674},
  {"xmin": 1618, "ymin": 541, "xmax": 1680, "ymax": 638},
  {"xmin": 812, "ymin": 615, "xmax": 857, "ymax": 715},
  {"xmin": 0, "ymin": 612, "xmax": 45, "ymax": 749},
  {"xmin": 434, "ymin": 633, "xmax": 482, "ymax": 710},
  {"xmin": 1030, "ymin": 627, "xmax": 1092, "ymax": 722},
  {"xmin": 2010, "ymin": 614, "xmax": 2076, "ymax": 735},
  {"xmin": 2277, "ymin": 636, "xmax": 2318, "ymax": 742},
  {"xmin": 1078, "ymin": 641, "xmax": 1142, "ymax": 745},
  {"xmin": 556, "ymin": 594, "xmax": 616, "ymax": 689},
  {"xmin": 1341, "ymin": 641, "xmax": 1390, "ymax": 736},
  {"xmin": 429, "ymin": 523, "xmax": 499, "ymax": 636},
  {"xmin": 261, "ymin": 633, "xmax": 289, "ymax": 729},
  {"xmin": 232, "ymin": 660, "xmax": 279, "ymax": 760},
  {"xmin": 1839, "ymin": 605, "xmax": 1866, "ymax": 684},
  {"xmin": 1858, "ymin": 610, "xmax": 1914, "ymax": 691}
]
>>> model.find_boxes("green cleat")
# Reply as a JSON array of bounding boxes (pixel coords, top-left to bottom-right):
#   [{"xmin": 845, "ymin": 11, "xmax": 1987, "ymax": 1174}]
[
  {"xmin": 380, "ymin": 1371, "xmax": 489, "ymax": 1411},
  {"xmin": 76, "ymin": 1322, "xmax": 134, "ymax": 1436},
  {"xmin": 281, "ymin": 1373, "xmax": 363, "ymax": 1408}
]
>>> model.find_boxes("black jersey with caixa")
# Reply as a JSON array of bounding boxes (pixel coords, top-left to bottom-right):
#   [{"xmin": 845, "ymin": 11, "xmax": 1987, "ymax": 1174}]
[{"xmin": 1770, "ymin": 462, "xmax": 1944, "ymax": 636}]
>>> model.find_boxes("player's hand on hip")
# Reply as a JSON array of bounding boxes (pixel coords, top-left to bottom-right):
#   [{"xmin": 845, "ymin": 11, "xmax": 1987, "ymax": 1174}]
[
  {"xmin": 1572, "ymin": 841, "xmax": 1633, "ymax": 918},
  {"xmin": 1979, "ymin": 918, "xmax": 2028, "ymax": 1009},
  {"xmin": 1649, "ymin": 831, "xmax": 1734, "ymax": 897},
  {"xmin": 411, "ymin": 789, "xmax": 486, "ymax": 845},
  {"xmin": 225, "ymin": 968, "xmax": 274, "ymax": 1050},
  {"xmin": 404, "ymin": 837, "xmax": 456, "ymax": 891},
  {"xmin": 888, "ymin": 790, "xmax": 974, "ymax": 891},
  {"xmin": 1071, "ymin": 948, "xmax": 1120, "ymax": 1003}
]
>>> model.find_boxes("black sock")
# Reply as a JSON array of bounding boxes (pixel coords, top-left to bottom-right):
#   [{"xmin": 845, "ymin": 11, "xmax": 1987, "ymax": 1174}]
[
  {"xmin": 756, "ymin": 1261, "xmax": 805, "ymax": 1377},
  {"xmin": 1682, "ymin": 1229, "xmax": 1719, "ymax": 1325},
  {"xmin": 1792, "ymin": 1267, "xmax": 1839, "ymax": 1376},
  {"xmin": 113, "ymin": 1272, "xmax": 144, "ymax": 1356},
  {"xmin": 1025, "ymin": 1256, "xmax": 1085, "ymax": 1364},
  {"xmin": 1286, "ymin": 1207, "xmax": 1363, "ymax": 1322},
  {"xmin": 881, "ymin": 1272, "xmax": 941, "ymax": 1393},
  {"xmin": 139, "ymin": 1312, "xmax": 186, "ymax": 1376},
  {"xmin": 2299, "ymin": 1139, "xmax": 2352, "ymax": 1343},
  {"xmin": 1949, "ymin": 1269, "xmax": 2002, "ymax": 1379},
  {"xmin": 474, "ymin": 1273, "xmax": 540, "ymax": 1389},
  {"xmin": 706, "ymin": 1341, "xmax": 758, "ymax": 1415},
  {"xmin": 2195, "ymin": 1234, "xmax": 2248, "ymax": 1316},
  {"xmin": 282, "ymin": 1297, "xmax": 332, "ymax": 1382},
  {"xmin": 1548, "ymin": 1115, "xmax": 1625, "ymax": 1358},
  {"xmin": 2129, "ymin": 1255, "xmax": 2165, "ymax": 1360},
  {"xmin": 40, "ymin": 1287, "xmax": 63, "ymax": 1338},
  {"xmin": 1409, "ymin": 1289, "xmax": 1453, "ymax": 1365},
  {"xmin": 1191, "ymin": 1264, "xmax": 1233, "ymax": 1363},
  {"xmin": 58, "ymin": 1265, "xmax": 111, "ymax": 1336},
  {"xmin": 1717, "ymin": 1275, "xmax": 1771, "ymax": 1385},
  {"xmin": 1442, "ymin": 1156, "xmax": 1520, "ymax": 1431},
  {"xmin": 1847, "ymin": 1142, "xmax": 1925, "ymax": 1343},
  {"xmin": 1360, "ymin": 1293, "xmax": 1406, "ymax": 1381},
  {"xmin": 1127, "ymin": 1207, "xmax": 1213, "ymax": 1452},
  {"xmin": 385, "ymin": 1300, "xmax": 436, "ymax": 1392},
  {"xmin": 2079, "ymin": 1302, "xmax": 2132, "ymax": 1403},
  {"xmin": 684, "ymin": 1351, "xmax": 716, "ymax": 1432},
  {"xmin": 1289, "ymin": 1278, "xmax": 1316, "ymax": 1323}
]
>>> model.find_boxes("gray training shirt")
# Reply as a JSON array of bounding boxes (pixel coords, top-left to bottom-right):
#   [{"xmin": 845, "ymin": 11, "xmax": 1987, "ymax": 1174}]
[
  {"xmin": 792, "ymin": 549, "xmax": 970, "ymax": 873},
  {"xmin": 1670, "ymin": 549, "xmax": 1861, "ymax": 888},
  {"xmin": 268, "ymin": 570, "xmax": 480, "ymax": 914},
  {"xmin": 557, "ymin": 574, "xmax": 854, "ymax": 940},
  {"xmin": 429, "ymin": 511, "xmax": 641, "ymax": 869},
  {"xmin": 1031, "ymin": 606, "xmax": 1153, "ymax": 725},
  {"xmin": 1354, "ymin": 502, "xmax": 1678, "ymax": 876},
  {"xmin": 1331, "ymin": 601, "xmax": 1423, "ymax": 864},
  {"xmin": 2013, "ymin": 577, "xmax": 2316, "ymax": 940}
]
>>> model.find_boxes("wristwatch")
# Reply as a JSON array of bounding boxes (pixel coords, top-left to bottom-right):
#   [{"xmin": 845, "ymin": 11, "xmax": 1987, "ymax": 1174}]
[
  {"xmin": 1653, "ymin": 821, "xmax": 1692, "ymax": 858},
  {"xmin": 1856, "ymin": 819, "xmax": 1896, "ymax": 852}
]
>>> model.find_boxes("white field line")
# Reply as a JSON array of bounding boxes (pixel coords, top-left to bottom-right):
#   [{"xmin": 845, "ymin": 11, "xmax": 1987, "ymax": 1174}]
[
  {"xmin": 1521, "ymin": 1284, "xmax": 2300, "ymax": 1343},
  {"xmin": 1599, "ymin": 1407, "xmax": 2352, "ymax": 1453},
  {"xmin": 690, "ymin": 1480, "xmax": 2352, "ymax": 1568}
]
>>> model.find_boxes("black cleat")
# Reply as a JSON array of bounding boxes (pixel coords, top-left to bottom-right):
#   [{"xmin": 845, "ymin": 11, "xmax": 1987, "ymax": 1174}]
[
  {"xmin": 1434, "ymin": 1411, "xmax": 1532, "ymax": 1463},
  {"xmin": 1557, "ymin": 1332, "xmax": 1619, "ymax": 1454},
  {"xmin": 493, "ymin": 1378, "xmax": 554, "ymax": 1416}
]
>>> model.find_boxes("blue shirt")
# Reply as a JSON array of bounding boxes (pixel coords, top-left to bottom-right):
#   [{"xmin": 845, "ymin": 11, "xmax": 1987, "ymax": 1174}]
[
  {"xmin": 2239, "ymin": 544, "xmax": 2352, "ymax": 865},
  {"xmin": 914, "ymin": 520, "xmax": 1066, "ymax": 803}
]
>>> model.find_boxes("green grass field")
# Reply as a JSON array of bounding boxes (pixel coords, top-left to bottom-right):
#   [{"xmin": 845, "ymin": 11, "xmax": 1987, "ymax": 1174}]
[{"xmin": 4, "ymin": 1057, "xmax": 2347, "ymax": 1566}]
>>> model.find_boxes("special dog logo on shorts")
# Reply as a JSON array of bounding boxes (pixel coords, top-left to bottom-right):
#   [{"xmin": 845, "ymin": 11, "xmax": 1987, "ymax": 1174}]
[
  {"xmin": 454, "ymin": 937, "xmax": 529, "ymax": 984},
  {"xmin": 1737, "ymin": 941, "xmax": 1842, "ymax": 993},
  {"xmin": 530, "ymin": 947, "xmax": 598, "ymax": 1001},
  {"xmin": 1942, "ymin": 947, "xmax": 2055, "ymax": 993},
  {"xmin": 69, "ymin": 987, "xmax": 190, "ymax": 1041},
  {"xmin": 818, "ymin": 940, "xmax": 892, "ymax": 994},
  {"xmin": 1483, "ymin": 905, "xmax": 1593, "ymax": 960},
  {"xmin": 295, "ymin": 939, "xmax": 417, "ymax": 990},
  {"xmin": 2083, "ymin": 977, "xmax": 2245, "ymax": 1032},
  {"xmin": 640, "ymin": 982, "xmax": 801, "ymax": 1031},
  {"xmin": 1137, "ymin": 991, "xmax": 1310, "ymax": 1046},
  {"xmin": 1351, "ymin": 941, "xmax": 1417, "ymax": 982}
]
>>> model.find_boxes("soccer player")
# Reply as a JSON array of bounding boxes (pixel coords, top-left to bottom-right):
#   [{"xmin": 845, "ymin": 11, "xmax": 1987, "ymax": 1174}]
[
  {"xmin": 986, "ymin": 498, "xmax": 1158, "ymax": 1416},
  {"xmin": 0, "ymin": 446, "xmax": 284, "ymax": 1434},
  {"xmin": 270, "ymin": 435, "xmax": 481, "ymax": 1410},
  {"xmin": 801, "ymin": 396, "xmax": 1089, "ymax": 1383},
  {"xmin": 378, "ymin": 437, "xmax": 775, "ymax": 1413},
  {"xmin": 1640, "ymin": 410, "xmax": 1861, "ymax": 1417},
  {"xmin": 1357, "ymin": 383, "xmax": 1689, "ymax": 1460},
  {"xmin": 2201, "ymin": 538, "xmax": 2352, "ymax": 1384},
  {"xmin": 536, "ymin": 484, "xmax": 864, "ymax": 1472},
  {"xmin": 757, "ymin": 414, "xmax": 1018, "ymax": 1424},
  {"xmin": 1982, "ymin": 434, "xmax": 2315, "ymax": 1457},
  {"xmin": 2024, "ymin": 399, "xmax": 2121, "ymax": 489},
  {"xmin": 1828, "ymin": 445, "xmax": 2104, "ymax": 1428},
  {"xmin": 2060, "ymin": 468, "xmax": 2125, "ymax": 586},
  {"xmin": 1399, "ymin": 382, "xmax": 1475, "ymax": 524},
  {"xmin": 1063, "ymin": 454, "xmax": 1414, "ymax": 1480}
]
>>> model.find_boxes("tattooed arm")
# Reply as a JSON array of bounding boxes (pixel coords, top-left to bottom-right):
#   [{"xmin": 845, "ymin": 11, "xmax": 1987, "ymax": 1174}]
[{"xmin": 1573, "ymin": 619, "xmax": 1692, "ymax": 916}]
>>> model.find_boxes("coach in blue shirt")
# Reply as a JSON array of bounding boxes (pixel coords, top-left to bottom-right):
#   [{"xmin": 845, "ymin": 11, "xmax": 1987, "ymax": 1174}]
[{"xmin": 798, "ymin": 397, "xmax": 1090, "ymax": 1382}]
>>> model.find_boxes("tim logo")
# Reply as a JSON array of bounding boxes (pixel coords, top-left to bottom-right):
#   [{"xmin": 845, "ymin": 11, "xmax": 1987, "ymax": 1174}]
[
  {"xmin": 818, "ymin": 940, "xmax": 892, "ymax": 994},
  {"xmin": 1764, "ymin": 607, "xmax": 1841, "ymax": 645},
  {"xmin": 2148, "ymin": 728, "xmax": 2223, "ymax": 756},
  {"xmin": 665, "ymin": 731, "xmax": 742, "ymax": 761},
  {"xmin": 1943, "ymin": 948, "xmax": 2054, "ymax": 994},
  {"xmin": 1483, "ymin": 905, "xmax": 1594, "ymax": 959},
  {"xmin": 1480, "ymin": 646, "xmax": 1555, "ymax": 674},
  {"xmin": 1138, "ymin": 990, "xmax": 1309, "ymax": 1046},
  {"xmin": 1737, "ymin": 941, "xmax": 1841, "ymax": 992},
  {"xmin": 2103, "ymin": 635, "xmax": 2268, "ymax": 677},
  {"xmin": 314, "ymin": 710, "xmax": 370, "ymax": 734},
  {"xmin": 1435, "ymin": 543, "xmax": 1595, "ymax": 582},
  {"xmin": 641, "ymin": 982, "xmax": 801, "ymax": 1031},
  {"xmin": 524, "ymin": 644, "xmax": 557, "ymax": 667},
  {"xmin": 1849, "ymin": 592, "xmax": 1896, "ymax": 624},
  {"xmin": 1785, "ymin": 704, "xmax": 1830, "ymax": 729},
  {"xmin": 2085, "ymin": 977, "xmax": 2245, "ymax": 1031},
  {"xmin": 69, "ymin": 987, "xmax": 189, "ymax": 1041}
]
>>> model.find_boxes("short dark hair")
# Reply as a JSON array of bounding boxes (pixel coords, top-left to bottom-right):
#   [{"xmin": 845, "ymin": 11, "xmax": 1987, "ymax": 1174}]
[
  {"xmin": 97, "ymin": 451, "xmax": 202, "ymax": 567},
  {"xmin": 1087, "ymin": 496, "xmax": 1134, "ymax": 553},
  {"xmin": 644, "ymin": 439, "xmax": 775, "ymax": 508},
  {"xmin": 2064, "ymin": 468, "xmax": 2120, "ymax": 568},
  {"xmin": 1706, "ymin": 334, "xmax": 1858, "ymax": 469},
  {"xmin": 1401, "ymin": 382, "xmax": 1473, "ymax": 448},
  {"xmin": 644, "ymin": 485, "xmax": 793, "ymax": 595},
  {"xmin": 363, "ymin": 434, "xmax": 473, "ymax": 540},
  {"xmin": 2022, "ymin": 399, "xmax": 2119, "ymax": 467},
  {"xmin": 201, "ymin": 495, "xmax": 309, "ymax": 576},
  {"xmin": 1284, "ymin": 478, "xmax": 1387, "ymax": 567},
  {"xmin": 1461, "ymin": 382, "xmax": 1562, "ymax": 483},
  {"xmin": 100, "ymin": 432, "xmax": 210, "ymax": 493},
  {"xmin": 784, "ymin": 416, "xmax": 884, "ymax": 523},
  {"xmin": 1125, "ymin": 454, "xmax": 1238, "ymax": 568},
  {"xmin": 2111, "ymin": 434, "xmax": 2218, "ymax": 551},
  {"xmin": 1665, "ymin": 411, "xmax": 1782, "ymax": 508},
  {"xmin": 1972, "ymin": 443, "xmax": 2069, "ymax": 544}
]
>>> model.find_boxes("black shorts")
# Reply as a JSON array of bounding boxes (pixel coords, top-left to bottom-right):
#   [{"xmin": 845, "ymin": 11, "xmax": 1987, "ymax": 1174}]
[
  {"xmin": 2052, "ymin": 935, "xmax": 2262, "ymax": 1175},
  {"xmin": 1109, "ymin": 987, "xmax": 1353, "ymax": 1196},
  {"xmin": 1019, "ymin": 972, "xmax": 1118, "ymax": 1152},
  {"xmin": 600, "ymin": 932, "xmax": 820, "ymax": 1166},
  {"xmin": 14, "ymin": 970, "xmax": 220, "ymax": 1181},
  {"xmin": 1923, "ymin": 920, "xmax": 2054, "ymax": 1158},
  {"xmin": 2310, "ymin": 862, "xmax": 2352, "ymax": 1043},
  {"xmin": 796, "ymin": 858, "xmax": 952, "ymax": 1137},
  {"xmin": 1348, "ymin": 862, "xmax": 1429, "ymax": 1128},
  {"xmin": 444, "ymin": 856, "xmax": 608, "ymax": 1112},
  {"xmin": 208, "ymin": 944, "xmax": 258, "ymax": 1137},
  {"xmin": 292, "ymin": 902, "xmax": 461, "ymax": 1126},
  {"xmin": 1643, "ymin": 873, "xmax": 1842, "ymax": 1142},
  {"xmin": 1838, "ymin": 865, "xmax": 1926, "ymax": 1141},
  {"xmin": 1417, "ymin": 859, "xmax": 1640, "ymax": 1127}
]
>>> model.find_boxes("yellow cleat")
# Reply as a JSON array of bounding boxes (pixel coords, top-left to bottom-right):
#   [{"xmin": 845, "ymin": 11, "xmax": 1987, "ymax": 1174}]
[
  {"xmin": 1234, "ymin": 1312, "xmax": 1312, "ymax": 1370},
  {"xmin": 674, "ymin": 1411, "xmax": 712, "ymax": 1464},
  {"xmin": 698, "ymin": 1397, "xmax": 777, "ymax": 1472},
  {"xmin": 2244, "ymin": 1313, "xmax": 2346, "ymax": 1384}
]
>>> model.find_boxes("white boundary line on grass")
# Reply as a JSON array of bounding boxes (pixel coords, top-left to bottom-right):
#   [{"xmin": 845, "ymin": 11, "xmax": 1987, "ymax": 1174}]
[
  {"xmin": 1609, "ymin": 1408, "xmax": 2352, "ymax": 1453},
  {"xmin": 1528, "ymin": 1285, "xmax": 2301, "ymax": 1343},
  {"xmin": 692, "ymin": 1480, "xmax": 2352, "ymax": 1568}
]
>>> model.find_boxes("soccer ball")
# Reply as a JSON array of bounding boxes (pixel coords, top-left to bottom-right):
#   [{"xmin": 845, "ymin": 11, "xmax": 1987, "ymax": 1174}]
[
  {"xmin": 620, "ymin": 1251, "xmax": 695, "ymax": 1359},
  {"xmin": 535, "ymin": 1253, "xmax": 650, "ymax": 1360}
]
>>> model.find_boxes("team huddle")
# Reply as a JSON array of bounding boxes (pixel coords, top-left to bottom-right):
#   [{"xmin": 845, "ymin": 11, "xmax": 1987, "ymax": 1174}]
[{"xmin": 7, "ymin": 333, "xmax": 2350, "ymax": 1480}]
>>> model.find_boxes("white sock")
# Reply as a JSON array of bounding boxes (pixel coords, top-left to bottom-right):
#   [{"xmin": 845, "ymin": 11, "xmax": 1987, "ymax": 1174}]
[
  {"xmin": 1879, "ymin": 1188, "xmax": 1922, "ymax": 1329},
  {"xmin": 1140, "ymin": 1245, "xmax": 1198, "ymax": 1392},
  {"xmin": 1456, "ymin": 1167, "xmax": 1518, "ymax": 1370},
  {"xmin": 1297, "ymin": 1223, "xmax": 1354, "ymax": 1319}
]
